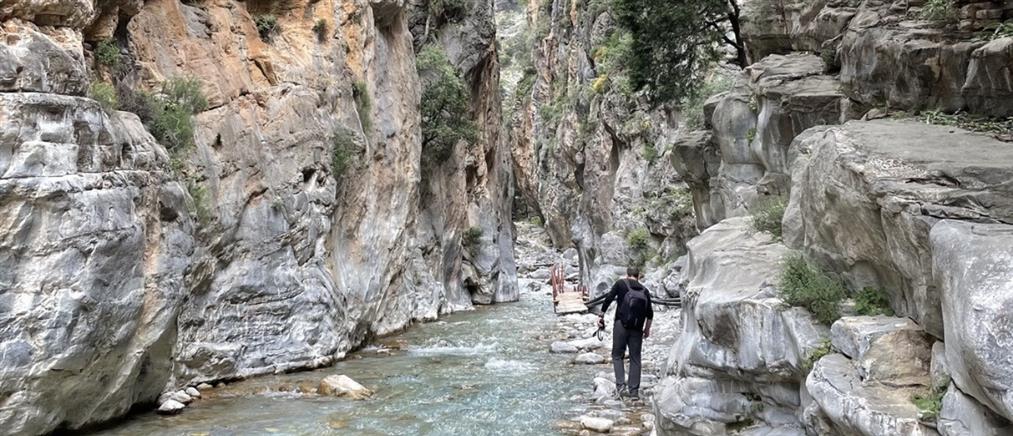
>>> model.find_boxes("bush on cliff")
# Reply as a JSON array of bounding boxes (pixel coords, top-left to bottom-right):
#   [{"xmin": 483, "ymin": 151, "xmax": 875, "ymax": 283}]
[
  {"xmin": 854, "ymin": 287, "xmax": 895, "ymax": 316},
  {"xmin": 779, "ymin": 253, "xmax": 846, "ymax": 324},
  {"xmin": 255, "ymin": 14, "xmax": 280, "ymax": 41},
  {"xmin": 94, "ymin": 39, "xmax": 120, "ymax": 67},
  {"xmin": 89, "ymin": 81, "xmax": 118, "ymax": 113},
  {"xmin": 417, "ymin": 44, "xmax": 477, "ymax": 164},
  {"xmin": 750, "ymin": 196, "xmax": 786, "ymax": 240},
  {"xmin": 626, "ymin": 228, "xmax": 654, "ymax": 268},
  {"xmin": 118, "ymin": 77, "xmax": 207, "ymax": 152},
  {"xmin": 331, "ymin": 128, "xmax": 358, "ymax": 178}
]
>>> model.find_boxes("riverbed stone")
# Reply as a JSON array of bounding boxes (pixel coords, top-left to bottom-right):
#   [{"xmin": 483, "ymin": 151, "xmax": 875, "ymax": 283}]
[
  {"xmin": 185, "ymin": 387, "xmax": 201, "ymax": 398},
  {"xmin": 580, "ymin": 416, "xmax": 614, "ymax": 432},
  {"xmin": 318, "ymin": 375, "xmax": 372, "ymax": 400},
  {"xmin": 156, "ymin": 400, "xmax": 186, "ymax": 415},
  {"xmin": 551, "ymin": 341, "xmax": 580, "ymax": 354},
  {"xmin": 197, "ymin": 383, "xmax": 213, "ymax": 391},
  {"xmin": 575, "ymin": 353, "xmax": 606, "ymax": 365}
]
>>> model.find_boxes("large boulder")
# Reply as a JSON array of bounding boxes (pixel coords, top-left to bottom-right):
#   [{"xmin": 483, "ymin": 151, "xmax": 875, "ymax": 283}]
[
  {"xmin": 830, "ymin": 316, "xmax": 933, "ymax": 386},
  {"xmin": 938, "ymin": 383, "xmax": 1013, "ymax": 436},
  {"xmin": 784, "ymin": 120, "xmax": 1013, "ymax": 338},
  {"xmin": 805, "ymin": 354, "xmax": 937, "ymax": 435},
  {"xmin": 932, "ymin": 220, "xmax": 1013, "ymax": 421},
  {"xmin": 652, "ymin": 217, "xmax": 829, "ymax": 433}
]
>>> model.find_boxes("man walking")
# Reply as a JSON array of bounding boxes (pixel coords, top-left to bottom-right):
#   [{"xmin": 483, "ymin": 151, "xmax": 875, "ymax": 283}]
[{"xmin": 598, "ymin": 266, "xmax": 653, "ymax": 400}]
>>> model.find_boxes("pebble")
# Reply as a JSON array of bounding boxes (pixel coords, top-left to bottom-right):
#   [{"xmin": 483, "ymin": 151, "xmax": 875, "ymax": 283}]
[
  {"xmin": 579, "ymin": 416, "xmax": 614, "ymax": 433},
  {"xmin": 156, "ymin": 399, "xmax": 185, "ymax": 415},
  {"xmin": 574, "ymin": 352, "xmax": 606, "ymax": 365}
]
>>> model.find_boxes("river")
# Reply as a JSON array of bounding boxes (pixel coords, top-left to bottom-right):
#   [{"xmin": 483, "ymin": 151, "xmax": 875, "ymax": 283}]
[{"xmin": 90, "ymin": 291, "xmax": 613, "ymax": 436}]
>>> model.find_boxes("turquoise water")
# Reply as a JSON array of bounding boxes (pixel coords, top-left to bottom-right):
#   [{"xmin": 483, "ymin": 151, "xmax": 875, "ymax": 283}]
[{"xmin": 91, "ymin": 292, "xmax": 601, "ymax": 435}]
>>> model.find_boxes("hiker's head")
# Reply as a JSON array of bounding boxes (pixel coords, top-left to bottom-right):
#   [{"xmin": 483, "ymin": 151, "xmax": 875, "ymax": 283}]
[{"xmin": 626, "ymin": 266, "xmax": 641, "ymax": 279}]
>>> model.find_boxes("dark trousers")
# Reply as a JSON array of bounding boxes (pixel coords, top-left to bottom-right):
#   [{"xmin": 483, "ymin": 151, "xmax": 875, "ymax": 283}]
[{"xmin": 611, "ymin": 320, "xmax": 643, "ymax": 395}]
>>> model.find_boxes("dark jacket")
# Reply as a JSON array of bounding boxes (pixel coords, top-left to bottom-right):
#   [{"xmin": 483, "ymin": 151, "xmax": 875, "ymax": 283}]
[{"xmin": 600, "ymin": 278, "xmax": 654, "ymax": 329}]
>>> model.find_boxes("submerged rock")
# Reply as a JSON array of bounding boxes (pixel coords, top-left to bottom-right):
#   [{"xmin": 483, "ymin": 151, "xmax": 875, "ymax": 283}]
[{"xmin": 318, "ymin": 375, "xmax": 372, "ymax": 400}]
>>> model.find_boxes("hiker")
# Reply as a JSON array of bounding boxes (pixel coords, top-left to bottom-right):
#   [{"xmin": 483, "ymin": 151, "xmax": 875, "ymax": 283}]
[{"xmin": 597, "ymin": 266, "xmax": 653, "ymax": 400}]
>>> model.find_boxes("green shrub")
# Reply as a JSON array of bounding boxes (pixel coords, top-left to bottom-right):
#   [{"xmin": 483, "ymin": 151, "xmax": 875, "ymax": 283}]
[
  {"xmin": 188, "ymin": 181, "xmax": 213, "ymax": 225},
  {"xmin": 313, "ymin": 19, "xmax": 328, "ymax": 42},
  {"xmin": 750, "ymin": 196, "xmax": 787, "ymax": 240},
  {"xmin": 780, "ymin": 253, "xmax": 847, "ymax": 325},
  {"xmin": 990, "ymin": 22, "xmax": 1013, "ymax": 40},
  {"xmin": 642, "ymin": 143, "xmax": 659, "ymax": 163},
  {"xmin": 680, "ymin": 72, "xmax": 733, "ymax": 130},
  {"xmin": 912, "ymin": 389, "xmax": 944, "ymax": 421},
  {"xmin": 527, "ymin": 215, "xmax": 544, "ymax": 226},
  {"xmin": 417, "ymin": 44, "xmax": 477, "ymax": 163},
  {"xmin": 255, "ymin": 14, "xmax": 280, "ymax": 41},
  {"xmin": 149, "ymin": 105, "xmax": 197, "ymax": 151},
  {"xmin": 627, "ymin": 228, "xmax": 653, "ymax": 268},
  {"xmin": 89, "ymin": 81, "xmax": 118, "ymax": 112},
  {"xmin": 331, "ymin": 128, "xmax": 357, "ymax": 178},
  {"xmin": 919, "ymin": 0, "xmax": 957, "ymax": 22},
  {"xmin": 593, "ymin": 31, "xmax": 634, "ymax": 95},
  {"xmin": 803, "ymin": 338, "xmax": 833, "ymax": 372},
  {"xmin": 94, "ymin": 39, "xmax": 120, "ymax": 67},
  {"xmin": 353, "ymin": 81, "xmax": 372, "ymax": 132},
  {"xmin": 463, "ymin": 226, "xmax": 483, "ymax": 248},
  {"xmin": 121, "ymin": 77, "xmax": 207, "ymax": 151},
  {"xmin": 746, "ymin": 127, "xmax": 757, "ymax": 142},
  {"xmin": 161, "ymin": 77, "xmax": 208, "ymax": 114},
  {"xmin": 854, "ymin": 287, "xmax": 895, "ymax": 316}
]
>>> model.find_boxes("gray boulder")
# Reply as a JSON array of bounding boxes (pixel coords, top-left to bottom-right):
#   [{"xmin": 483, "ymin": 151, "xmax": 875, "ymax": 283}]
[{"xmin": 932, "ymin": 220, "xmax": 1013, "ymax": 421}]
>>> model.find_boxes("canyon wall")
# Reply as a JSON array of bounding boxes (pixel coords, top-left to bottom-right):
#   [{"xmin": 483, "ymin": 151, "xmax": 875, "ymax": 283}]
[
  {"xmin": 0, "ymin": 0, "xmax": 515, "ymax": 433},
  {"xmin": 653, "ymin": 0, "xmax": 1013, "ymax": 434}
]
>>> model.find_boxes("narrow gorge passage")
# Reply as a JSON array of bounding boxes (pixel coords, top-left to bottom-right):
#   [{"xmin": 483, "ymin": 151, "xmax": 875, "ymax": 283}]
[{"xmin": 87, "ymin": 223, "xmax": 676, "ymax": 435}]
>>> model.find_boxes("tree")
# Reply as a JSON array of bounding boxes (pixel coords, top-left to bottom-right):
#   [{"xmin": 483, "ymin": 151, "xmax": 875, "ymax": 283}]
[
  {"xmin": 417, "ymin": 44, "xmax": 477, "ymax": 163},
  {"xmin": 612, "ymin": 0, "xmax": 746, "ymax": 103}
]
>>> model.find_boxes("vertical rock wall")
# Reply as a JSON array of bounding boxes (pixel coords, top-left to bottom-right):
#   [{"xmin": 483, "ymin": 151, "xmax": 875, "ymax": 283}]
[{"xmin": 0, "ymin": 0, "xmax": 515, "ymax": 433}]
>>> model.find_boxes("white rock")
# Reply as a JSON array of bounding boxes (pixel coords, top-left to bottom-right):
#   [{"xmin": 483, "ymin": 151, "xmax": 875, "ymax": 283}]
[
  {"xmin": 156, "ymin": 399, "xmax": 185, "ymax": 415},
  {"xmin": 185, "ymin": 387, "xmax": 201, "ymax": 398},
  {"xmin": 318, "ymin": 375, "xmax": 372, "ymax": 400},
  {"xmin": 168, "ymin": 391, "xmax": 193, "ymax": 404},
  {"xmin": 580, "ymin": 416, "xmax": 614, "ymax": 433},
  {"xmin": 550, "ymin": 341, "xmax": 579, "ymax": 354},
  {"xmin": 197, "ymin": 383, "xmax": 213, "ymax": 390},
  {"xmin": 574, "ymin": 353, "xmax": 606, "ymax": 365}
]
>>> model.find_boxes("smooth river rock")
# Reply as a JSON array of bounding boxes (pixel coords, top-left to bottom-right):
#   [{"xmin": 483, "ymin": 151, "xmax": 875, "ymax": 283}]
[{"xmin": 318, "ymin": 375, "xmax": 372, "ymax": 400}]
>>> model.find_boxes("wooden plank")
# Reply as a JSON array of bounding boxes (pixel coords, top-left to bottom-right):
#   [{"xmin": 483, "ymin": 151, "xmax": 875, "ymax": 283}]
[{"xmin": 555, "ymin": 292, "xmax": 587, "ymax": 314}]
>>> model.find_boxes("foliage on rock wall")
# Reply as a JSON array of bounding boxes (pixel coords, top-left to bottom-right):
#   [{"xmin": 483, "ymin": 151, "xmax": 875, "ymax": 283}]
[
  {"xmin": 353, "ymin": 81, "xmax": 372, "ymax": 132},
  {"xmin": 803, "ymin": 338, "xmax": 833, "ymax": 372},
  {"xmin": 331, "ymin": 128, "xmax": 358, "ymax": 178},
  {"xmin": 255, "ymin": 14, "xmax": 280, "ymax": 41},
  {"xmin": 89, "ymin": 81, "xmax": 118, "ymax": 112},
  {"xmin": 854, "ymin": 287, "xmax": 895, "ymax": 316},
  {"xmin": 94, "ymin": 39, "xmax": 120, "ymax": 67},
  {"xmin": 680, "ymin": 71, "xmax": 733, "ymax": 130},
  {"xmin": 418, "ymin": 44, "xmax": 477, "ymax": 163},
  {"xmin": 750, "ymin": 196, "xmax": 786, "ymax": 240},
  {"xmin": 779, "ymin": 253, "xmax": 847, "ymax": 325},
  {"xmin": 918, "ymin": 0, "xmax": 957, "ymax": 23},
  {"xmin": 118, "ymin": 77, "xmax": 207, "ymax": 152},
  {"xmin": 626, "ymin": 228, "xmax": 654, "ymax": 268},
  {"xmin": 612, "ymin": 0, "xmax": 745, "ymax": 103}
]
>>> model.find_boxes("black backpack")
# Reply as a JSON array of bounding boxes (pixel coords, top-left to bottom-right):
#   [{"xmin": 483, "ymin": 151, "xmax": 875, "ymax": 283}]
[{"xmin": 619, "ymin": 279, "xmax": 650, "ymax": 330}]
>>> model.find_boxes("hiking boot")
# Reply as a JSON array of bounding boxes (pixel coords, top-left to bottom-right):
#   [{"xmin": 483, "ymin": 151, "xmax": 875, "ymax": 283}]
[
  {"xmin": 615, "ymin": 385, "xmax": 628, "ymax": 399},
  {"xmin": 628, "ymin": 390, "xmax": 640, "ymax": 402}
]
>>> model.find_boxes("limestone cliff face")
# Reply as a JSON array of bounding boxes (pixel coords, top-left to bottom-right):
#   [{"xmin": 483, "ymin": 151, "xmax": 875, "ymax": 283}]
[
  {"xmin": 505, "ymin": 0, "xmax": 697, "ymax": 297},
  {"xmin": 0, "ymin": 0, "xmax": 514, "ymax": 433},
  {"xmin": 651, "ymin": 0, "xmax": 1013, "ymax": 434}
]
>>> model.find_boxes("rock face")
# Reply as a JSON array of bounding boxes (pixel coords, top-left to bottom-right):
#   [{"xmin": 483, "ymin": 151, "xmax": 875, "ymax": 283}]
[
  {"xmin": 504, "ymin": 0, "xmax": 697, "ymax": 296},
  {"xmin": 932, "ymin": 221, "xmax": 1013, "ymax": 422},
  {"xmin": 0, "ymin": 0, "xmax": 515, "ymax": 433},
  {"xmin": 653, "ymin": 217, "xmax": 825, "ymax": 434},
  {"xmin": 784, "ymin": 120, "xmax": 1013, "ymax": 338}
]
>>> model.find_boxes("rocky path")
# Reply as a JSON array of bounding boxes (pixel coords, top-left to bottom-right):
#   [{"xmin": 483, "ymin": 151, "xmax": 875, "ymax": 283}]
[{"xmin": 514, "ymin": 221, "xmax": 682, "ymax": 435}]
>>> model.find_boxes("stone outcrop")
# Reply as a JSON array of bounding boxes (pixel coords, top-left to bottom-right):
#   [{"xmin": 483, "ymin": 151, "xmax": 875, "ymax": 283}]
[
  {"xmin": 0, "ymin": 0, "xmax": 516, "ymax": 433},
  {"xmin": 671, "ymin": 53, "xmax": 858, "ymax": 230},
  {"xmin": 653, "ymin": 217, "xmax": 826, "ymax": 434},
  {"xmin": 784, "ymin": 120, "xmax": 1013, "ymax": 338}
]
